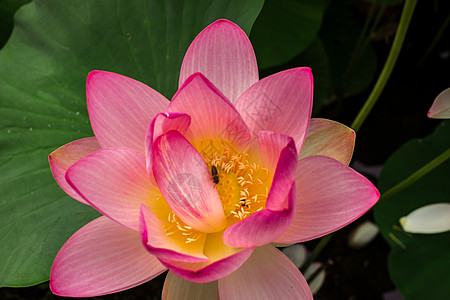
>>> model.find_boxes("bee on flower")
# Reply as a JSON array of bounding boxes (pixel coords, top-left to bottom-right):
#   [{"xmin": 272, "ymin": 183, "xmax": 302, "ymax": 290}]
[{"xmin": 48, "ymin": 20, "xmax": 379, "ymax": 299}]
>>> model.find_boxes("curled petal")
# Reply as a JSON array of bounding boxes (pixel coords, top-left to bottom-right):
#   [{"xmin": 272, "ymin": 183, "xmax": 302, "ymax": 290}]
[
  {"xmin": 223, "ymin": 183, "xmax": 296, "ymax": 248},
  {"xmin": 168, "ymin": 73, "xmax": 251, "ymax": 152},
  {"xmin": 400, "ymin": 203, "xmax": 450, "ymax": 234},
  {"xmin": 162, "ymin": 271, "xmax": 219, "ymax": 300},
  {"xmin": 66, "ymin": 148, "xmax": 153, "ymax": 231},
  {"xmin": 276, "ymin": 156, "xmax": 379, "ymax": 244},
  {"xmin": 146, "ymin": 112, "xmax": 191, "ymax": 177},
  {"xmin": 428, "ymin": 88, "xmax": 450, "ymax": 119},
  {"xmin": 179, "ymin": 19, "xmax": 258, "ymax": 103},
  {"xmin": 87, "ymin": 70, "xmax": 168, "ymax": 153},
  {"xmin": 160, "ymin": 231, "xmax": 254, "ymax": 283},
  {"xmin": 256, "ymin": 131, "xmax": 296, "ymax": 174},
  {"xmin": 235, "ymin": 67, "xmax": 313, "ymax": 153},
  {"xmin": 50, "ymin": 216, "xmax": 166, "ymax": 297},
  {"xmin": 49, "ymin": 137, "xmax": 101, "ymax": 204},
  {"xmin": 218, "ymin": 245, "xmax": 312, "ymax": 300},
  {"xmin": 257, "ymin": 131, "xmax": 297, "ymax": 209},
  {"xmin": 300, "ymin": 118, "xmax": 355, "ymax": 165},
  {"xmin": 139, "ymin": 204, "xmax": 208, "ymax": 263},
  {"xmin": 152, "ymin": 130, "xmax": 227, "ymax": 233},
  {"xmin": 160, "ymin": 248, "xmax": 253, "ymax": 284}
]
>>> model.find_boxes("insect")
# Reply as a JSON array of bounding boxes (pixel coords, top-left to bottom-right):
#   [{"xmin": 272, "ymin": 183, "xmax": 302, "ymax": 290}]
[{"xmin": 211, "ymin": 166, "xmax": 219, "ymax": 184}]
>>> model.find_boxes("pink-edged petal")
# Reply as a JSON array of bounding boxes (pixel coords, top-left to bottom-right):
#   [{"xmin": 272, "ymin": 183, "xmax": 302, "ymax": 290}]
[
  {"xmin": 66, "ymin": 148, "xmax": 153, "ymax": 231},
  {"xmin": 160, "ymin": 246, "xmax": 254, "ymax": 284},
  {"xmin": 139, "ymin": 204, "xmax": 208, "ymax": 263},
  {"xmin": 428, "ymin": 87, "xmax": 450, "ymax": 119},
  {"xmin": 300, "ymin": 118, "xmax": 355, "ymax": 166},
  {"xmin": 159, "ymin": 231, "xmax": 253, "ymax": 283},
  {"xmin": 276, "ymin": 156, "xmax": 380, "ymax": 244},
  {"xmin": 50, "ymin": 216, "xmax": 166, "ymax": 297},
  {"xmin": 257, "ymin": 131, "xmax": 297, "ymax": 209},
  {"xmin": 256, "ymin": 131, "xmax": 295, "ymax": 172},
  {"xmin": 152, "ymin": 130, "xmax": 227, "ymax": 233},
  {"xmin": 145, "ymin": 112, "xmax": 191, "ymax": 176},
  {"xmin": 223, "ymin": 183, "xmax": 296, "ymax": 248},
  {"xmin": 162, "ymin": 271, "xmax": 219, "ymax": 300},
  {"xmin": 179, "ymin": 19, "xmax": 258, "ymax": 103},
  {"xmin": 49, "ymin": 137, "xmax": 101, "ymax": 205},
  {"xmin": 218, "ymin": 244, "xmax": 313, "ymax": 300},
  {"xmin": 235, "ymin": 67, "xmax": 313, "ymax": 153},
  {"xmin": 169, "ymin": 73, "xmax": 251, "ymax": 151},
  {"xmin": 87, "ymin": 70, "xmax": 169, "ymax": 153}
]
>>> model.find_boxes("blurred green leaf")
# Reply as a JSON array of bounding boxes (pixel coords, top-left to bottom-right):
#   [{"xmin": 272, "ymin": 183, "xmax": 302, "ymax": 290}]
[
  {"xmin": 364, "ymin": 0, "xmax": 405, "ymax": 6},
  {"xmin": 0, "ymin": 0, "xmax": 264, "ymax": 286},
  {"xmin": 259, "ymin": 37, "xmax": 331, "ymax": 115},
  {"xmin": 250, "ymin": 0, "xmax": 327, "ymax": 69},
  {"xmin": 0, "ymin": 0, "xmax": 31, "ymax": 49},
  {"xmin": 320, "ymin": 0, "xmax": 377, "ymax": 98},
  {"xmin": 290, "ymin": 38, "xmax": 331, "ymax": 115},
  {"xmin": 374, "ymin": 121, "xmax": 450, "ymax": 300}
]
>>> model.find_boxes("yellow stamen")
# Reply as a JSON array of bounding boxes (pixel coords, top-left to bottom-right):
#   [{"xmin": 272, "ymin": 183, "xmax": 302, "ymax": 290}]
[
  {"xmin": 163, "ymin": 212, "xmax": 203, "ymax": 243},
  {"xmin": 161, "ymin": 140, "xmax": 272, "ymax": 243},
  {"xmin": 202, "ymin": 142, "xmax": 271, "ymax": 224}
]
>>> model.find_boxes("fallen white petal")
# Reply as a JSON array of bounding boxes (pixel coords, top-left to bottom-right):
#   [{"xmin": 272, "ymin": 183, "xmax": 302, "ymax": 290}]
[
  {"xmin": 281, "ymin": 243, "xmax": 308, "ymax": 268},
  {"xmin": 347, "ymin": 220, "xmax": 379, "ymax": 249},
  {"xmin": 400, "ymin": 203, "xmax": 450, "ymax": 234}
]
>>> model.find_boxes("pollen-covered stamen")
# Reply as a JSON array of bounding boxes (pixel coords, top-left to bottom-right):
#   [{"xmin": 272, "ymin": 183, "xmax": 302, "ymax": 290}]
[
  {"xmin": 214, "ymin": 170, "xmax": 241, "ymax": 216},
  {"xmin": 150, "ymin": 192, "xmax": 200, "ymax": 244},
  {"xmin": 202, "ymin": 144, "xmax": 271, "ymax": 223},
  {"xmin": 161, "ymin": 141, "xmax": 271, "ymax": 243},
  {"xmin": 164, "ymin": 211, "xmax": 204, "ymax": 243}
]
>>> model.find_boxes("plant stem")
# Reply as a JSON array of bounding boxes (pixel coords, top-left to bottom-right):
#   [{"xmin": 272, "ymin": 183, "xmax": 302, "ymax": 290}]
[
  {"xmin": 351, "ymin": 0, "xmax": 418, "ymax": 132},
  {"xmin": 380, "ymin": 147, "xmax": 450, "ymax": 202},
  {"xmin": 302, "ymin": 0, "xmax": 420, "ymax": 272}
]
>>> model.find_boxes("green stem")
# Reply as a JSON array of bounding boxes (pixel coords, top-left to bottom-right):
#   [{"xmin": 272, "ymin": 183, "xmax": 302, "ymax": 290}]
[
  {"xmin": 301, "ymin": 234, "xmax": 332, "ymax": 273},
  {"xmin": 302, "ymin": 0, "xmax": 422, "ymax": 267},
  {"xmin": 380, "ymin": 147, "xmax": 450, "ymax": 202},
  {"xmin": 351, "ymin": 0, "xmax": 418, "ymax": 132}
]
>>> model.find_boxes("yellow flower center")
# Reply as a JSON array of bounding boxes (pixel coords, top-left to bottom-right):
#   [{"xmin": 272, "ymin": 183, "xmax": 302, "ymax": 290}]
[
  {"xmin": 160, "ymin": 140, "xmax": 272, "ymax": 244},
  {"xmin": 214, "ymin": 171, "xmax": 241, "ymax": 216},
  {"xmin": 203, "ymin": 148, "xmax": 270, "ymax": 223}
]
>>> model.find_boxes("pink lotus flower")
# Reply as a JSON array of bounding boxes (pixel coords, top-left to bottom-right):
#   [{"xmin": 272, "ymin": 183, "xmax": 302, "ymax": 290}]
[{"xmin": 48, "ymin": 20, "xmax": 379, "ymax": 299}]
